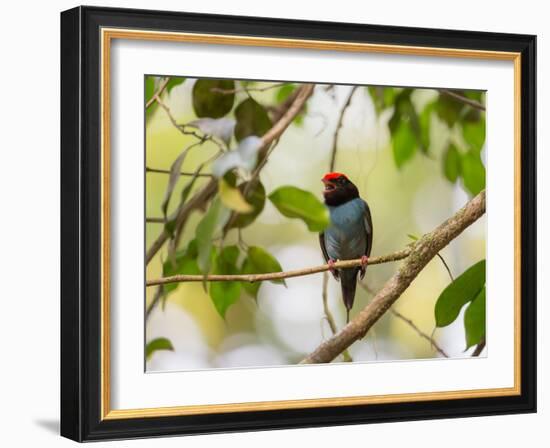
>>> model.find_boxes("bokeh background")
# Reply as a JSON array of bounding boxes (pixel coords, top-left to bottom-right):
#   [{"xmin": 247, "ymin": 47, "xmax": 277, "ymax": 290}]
[{"xmin": 145, "ymin": 78, "xmax": 486, "ymax": 371}]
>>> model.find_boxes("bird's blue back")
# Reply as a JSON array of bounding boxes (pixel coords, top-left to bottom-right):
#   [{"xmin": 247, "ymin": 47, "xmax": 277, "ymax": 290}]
[{"xmin": 324, "ymin": 198, "xmax": 370, "ymax": 261}]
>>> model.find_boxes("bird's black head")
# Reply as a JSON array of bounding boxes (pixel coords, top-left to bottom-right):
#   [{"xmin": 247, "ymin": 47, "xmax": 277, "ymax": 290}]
[{"xmin": 322, "ymin": 172, "xmax": 359, "ymax": 206}]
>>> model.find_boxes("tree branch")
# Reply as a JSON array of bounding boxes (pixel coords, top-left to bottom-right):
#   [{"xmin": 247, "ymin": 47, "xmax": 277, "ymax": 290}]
[
  {"xmin": 300, "ymin": 190, "xmax": 486, "ymax": 364},
  {"xmin": 329, "ymin": 86, "xmax": 358, "ymax": 171},
  {"xmin": 439, "ymin": 89, "xmax": 486, "ymax": 111},
  {"xmin": 146, "ymin": 248, "xmax": 411, "ymax": 287},
  {"xmin": 471, "ymin": 337, "xmax": 486, "ymax": 357}
]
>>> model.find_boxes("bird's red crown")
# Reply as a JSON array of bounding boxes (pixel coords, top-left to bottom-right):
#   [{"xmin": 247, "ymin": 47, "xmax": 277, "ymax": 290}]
[{"xmin": 322, "ymin": 172, "xmax": 348, "ymax": 182}]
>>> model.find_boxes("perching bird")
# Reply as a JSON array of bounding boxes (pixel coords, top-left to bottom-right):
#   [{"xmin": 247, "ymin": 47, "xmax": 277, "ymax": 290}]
[{"xmin": 319, "ymin": 172, "xmax": 373, "ymax": 323}]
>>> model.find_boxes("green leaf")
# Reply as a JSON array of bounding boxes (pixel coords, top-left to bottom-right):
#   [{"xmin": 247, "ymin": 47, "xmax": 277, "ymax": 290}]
[
  {"xmin": 166, "ymin": 77, "xmax": 185, "ymax": 94},
  {"xmin": 368, "ymin": 86, "xmax": 384, "ymax": 115},
  {"xmin": 241, "ymin": 246, "xmax": 284, "ymax": 299},
  {"xmin": 145, "ymin": 337, "xmax": 174, "ymax": 360},
  {"xmin": 462, "ymin": 121, "xmax": 486, "ymax": 154},
  {"xmin": 268, "ymin": 186, "xmax": 330, "ymax": 232},
  {"xmin": 464, "ymin": 287, "xmax": 486, "ymax": 349},
  {"xmin": 276, "ymin": 84, "xmax": 296, "ymax": 103},
  {"xmin": 226, "ymin": 181, "xmax": 266, "ymax": 230},
  {"xmin": 234, "ymin": 98, "xmax": 272, "ymax": 142},
  {"xmin": 461, "ymin": 150, "xmax": 486, "ymax": 196},
  {"xmin": 383, "ymin": 87, "xmax": 397, "ymax": 108},
  {"xmin": 368, "ymin": 86, "xmax": 396, "ymax": 115},
  {"xmin": 464, "ymin": 91, "xmax": 484, "ymax": 102},
  {"xmin": 388, "ymin": 89, "xmax": 413, "ymax": 134},
  {"xmin": 162, "ymin": 240, "xmax": 201, "ymax": 295},
  {"xmin": 218, "ymin": 179, "xmax": 253, "ymax": 213},
  {"xmin": 195, "ymin": 198, "xmax": 231, "ymax": 273},
  {"xmin": 209, "ymin": 246, "xmax": 241, "ymax": 318},
  {"xmin": 462, "ymin": 107, "xmax": 481, "ymax": 123},
  {"xmin": 160, "ymin": 146, "xmax": 192, "ymax": 221},
  {"xmin": 192, "ymin": 79, "xmax": 235, "ymax": 118},
  {"xmin": 436, "ymin": 91, "xmax": 465, "ymax": 126},
  {"xmin": 435, "ymin": 260, "xmax": 486, "ymax": 327},
  {"xmin": 293, "ymin": 107, "xmax": 307, "ymax": 127},
  {"xmin": 443, "ymin": 144, "xmax": 461, "ymax": 183},
  {"xmin": 392, "ymin": 121, "xmax": 417, "ymax": 169}
]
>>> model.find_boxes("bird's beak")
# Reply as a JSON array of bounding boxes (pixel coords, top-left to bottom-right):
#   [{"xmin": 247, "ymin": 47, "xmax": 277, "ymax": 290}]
[{"xmin": 322, "ymin": 179, "xmax": 336, "ymax": 194}]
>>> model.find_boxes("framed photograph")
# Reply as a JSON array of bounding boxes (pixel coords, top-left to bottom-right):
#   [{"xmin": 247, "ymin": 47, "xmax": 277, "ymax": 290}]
[{"xmin": 60, "ymin": 6, "xmax": 536, "ymax": 442}]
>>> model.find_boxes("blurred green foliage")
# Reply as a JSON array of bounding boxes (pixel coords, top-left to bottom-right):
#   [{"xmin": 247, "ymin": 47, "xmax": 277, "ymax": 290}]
[
  {"xmin": 145, "ymin": 75, "xmax": 487, "ymax": 363},
  {"xmin": 369, "ymin": 86, "xmax": 486, "ymax": 195}
]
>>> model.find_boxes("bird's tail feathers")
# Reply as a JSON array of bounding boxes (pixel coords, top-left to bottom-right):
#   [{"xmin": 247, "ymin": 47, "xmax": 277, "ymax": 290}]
[{"xmin": 340, "ymin": 268, "xmax": 360, "ymax": 324}]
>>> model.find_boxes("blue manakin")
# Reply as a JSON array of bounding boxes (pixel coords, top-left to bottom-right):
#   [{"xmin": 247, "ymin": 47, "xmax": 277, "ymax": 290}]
[{"xmin": 319, "ymin": 172, "xmax": 373, "ymax": 323}]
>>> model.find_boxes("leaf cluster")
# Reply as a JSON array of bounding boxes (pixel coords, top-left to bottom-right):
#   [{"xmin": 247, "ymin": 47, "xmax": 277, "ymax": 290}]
[{"xmin": 369, "ymin": 87, "xmax": 486, "ymax": 195}]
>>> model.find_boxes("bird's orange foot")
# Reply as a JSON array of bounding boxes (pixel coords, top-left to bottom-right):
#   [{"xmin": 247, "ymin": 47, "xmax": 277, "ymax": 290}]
[
  {"xmin": 360, "ymin": 255, "xmax": 369, "ymax": 279},
  {"xmin": 328, "ymin": 258, "xmax": 337, "ymax": 276}
]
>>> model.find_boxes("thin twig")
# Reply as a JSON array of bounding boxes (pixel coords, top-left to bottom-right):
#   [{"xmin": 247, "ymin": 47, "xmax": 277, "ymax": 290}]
[
  {"xmin": 145, "ymin": 287, "xmax": 164, "ymax": 320},
  {"xmin": 154, "ymin": 93, "xmax": 226, "ymax": 151},
  {"xmin": 171, "ymin": 162, "xmax": 212, "ymax": 257},
  {"xmin": 358, "ymin": 282, "xmax": 449, "ymax": 358},
  {"xmin": 146, "ymin": 166, "xmax": 213, "ymax": 177},
  {"xmin": 439, "ymin": 89, "xmax": 486, "ymax": 111},
  {"xmin": 329, "ymin": 86, "xmax": 358, "ymax": 171},
  {"xmin": 146, "ymin": 77, "xmax": 170, "ymax": 109},
  {"xmin": 211, "ymin": 82, "xmax": 289, "ymax": 95},
  {"xmin": 146, "ymin": 248, "xmax": 412, "ymax": 287},
  {"xmin": 146, "ymin": 217, "xmax": 165, "ymax": 224},
  {"xmin": 390, "ymin": 309, "xmax": 449, "ymax": 358},
  {"xmin": 300, "ymin": 190, "xmax": 486, "ymax": 364},
  {"xmin": 436, "ymin": 253, "xmax": 454, "ymax": 281}
]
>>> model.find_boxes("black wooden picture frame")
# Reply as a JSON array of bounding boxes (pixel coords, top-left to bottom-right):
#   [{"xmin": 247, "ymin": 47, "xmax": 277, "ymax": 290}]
[{"xmin": 61, "ymin": 5, "xmax": 536, "ymax": 442}]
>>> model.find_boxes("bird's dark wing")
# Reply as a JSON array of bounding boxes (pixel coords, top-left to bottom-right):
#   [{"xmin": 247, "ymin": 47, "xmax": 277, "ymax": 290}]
[
  {"xmin": 319, "ymin": 232, "xmax": 339, "ymax": 280},
  {"xmin": 359, "ymin": 200, "xmax": 373, "ymax": 280},
  {"xmin": 363, "ymin": 200, "xmax": 374, "ymax": 258}
]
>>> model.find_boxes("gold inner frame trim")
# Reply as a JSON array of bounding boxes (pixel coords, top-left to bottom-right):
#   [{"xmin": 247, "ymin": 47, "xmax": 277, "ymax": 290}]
[{"xmin": 100, "ymin": 27, "xmax": 522, "ymax": 420}]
